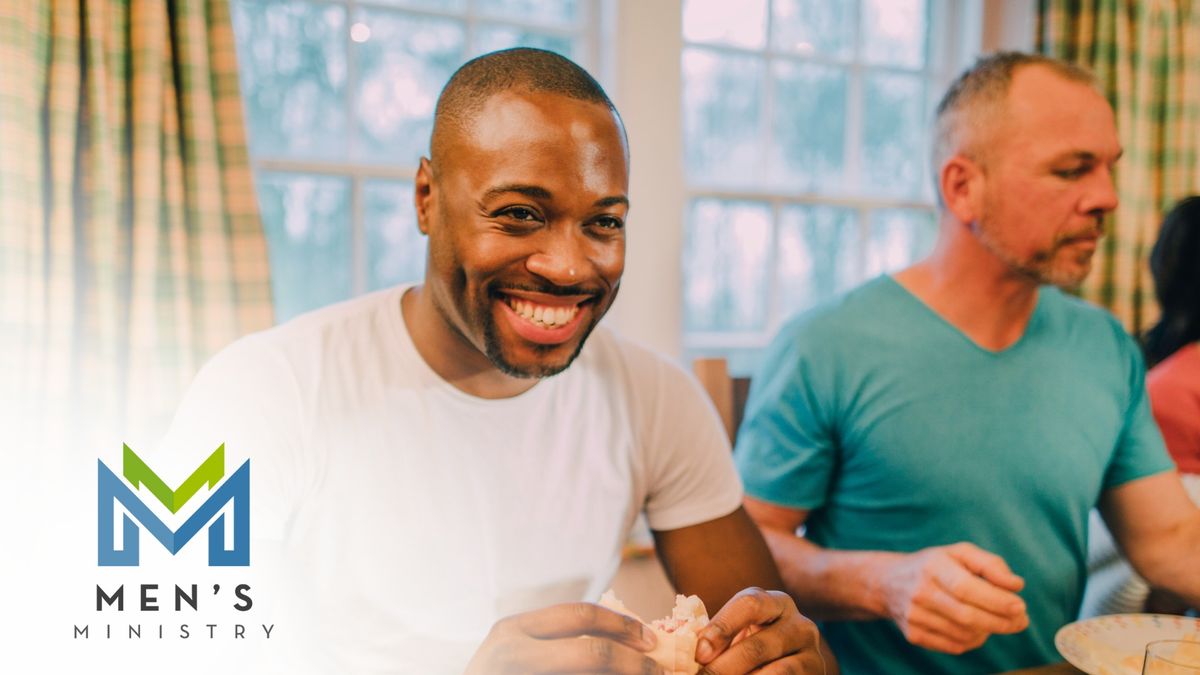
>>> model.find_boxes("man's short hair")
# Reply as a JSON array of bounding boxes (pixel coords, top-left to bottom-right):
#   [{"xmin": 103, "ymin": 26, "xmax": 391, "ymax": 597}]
[
  {"xmin": 930, "ymin": 51, "xmax": 1102, "ymax": 203},
  {"xmin": 429, "ymin": 47, "xmax": 619, "ymax": 168}
]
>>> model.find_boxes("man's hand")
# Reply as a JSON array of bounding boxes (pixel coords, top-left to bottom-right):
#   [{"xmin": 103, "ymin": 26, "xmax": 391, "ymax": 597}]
[
  {"xmin": 694, "ymin": 587, "xmax": 826, "ymax": 674},
  {"xmin": 464, "ymin": 602, "xmax": 666, "ymax": 674},
  {"xmin": 879, "ymin": 542, "xmax": 1029, "ymax": 654}
]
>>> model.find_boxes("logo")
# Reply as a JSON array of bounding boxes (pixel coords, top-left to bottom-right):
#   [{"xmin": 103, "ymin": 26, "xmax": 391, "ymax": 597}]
[{"xmin": 98, "ymin": 444, "xmax": 249, "ymax": 566}]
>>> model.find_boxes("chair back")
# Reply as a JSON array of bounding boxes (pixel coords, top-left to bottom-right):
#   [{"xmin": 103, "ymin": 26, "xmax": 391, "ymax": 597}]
[{"xmin": 692, "ymin": 357, "xmax": 752, "ymax": 444}]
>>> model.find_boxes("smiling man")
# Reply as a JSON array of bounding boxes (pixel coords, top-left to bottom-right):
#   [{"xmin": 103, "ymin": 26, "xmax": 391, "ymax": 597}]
[
  {"xmin": 734, "ymin": 52, "xmax": 1200, "ymax": 674},
  {"xmin": 159, "ymin": 48, "xmax": 826, "ymax": 674}
]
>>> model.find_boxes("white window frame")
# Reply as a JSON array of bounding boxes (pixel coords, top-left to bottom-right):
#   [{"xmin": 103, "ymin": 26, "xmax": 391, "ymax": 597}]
[{"xmin": 677, "ymin": 0, "xmax": 984, "ymax": 357}]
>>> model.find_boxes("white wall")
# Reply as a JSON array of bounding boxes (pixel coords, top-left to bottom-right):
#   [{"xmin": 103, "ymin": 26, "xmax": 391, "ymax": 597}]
[{"xmin": 602, "ymin": 0, "xmax": 687, "ymax": 360}]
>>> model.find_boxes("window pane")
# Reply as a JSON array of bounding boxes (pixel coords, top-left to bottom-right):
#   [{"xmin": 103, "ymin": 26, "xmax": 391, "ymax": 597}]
[
  {"xmin": 474, "ymin": 0, "xmax": 580, "ymax": 26},
  {"xmin": 683, "ymin": 0, "xmax": 767, "ymax": 49},
  {"xmin": 770, "ymin": 60, "xmax": 848, "ymax": 191},
  {"xmin": 776, "ymin": 205, "xmax": 858, "ymax": 318},
  {"xmin": 471, "ymin": 24, "xmax": 575, "ymax": 59},
  {"xmin": 256, "ymin": 172, "xmax": 353, "ymax": 321},
  {"xmin": 354, "ymin": 8, "xmax": 465, "ymax": 163},
  {"xmin": 864, "ymin": 208, "xmax": 936, "ymax": 278},
  {"xmin": 684, "ymin": 199, "xmax": 772, "ymax": 332},
  {"xmin": 232, "ymin": 0, "xmax": 348, "ymax": 159},
  {"xmin": 771, "ymin": 0, "xmax": 854, "ymax": 59},
  {"xmin": 683, "ymin": 48, "xmax": 764, "ymax": 187},
  {"xmin": 861, "ymin": 71, "xmax": 926, "ymax": 198},
  {"xmin": 365, "ymin": 0, "xmax": 467, "ymax": 11},
  {"xmin": 861, "ymin": 0, "xmax": 927, "ymax": 69},
  {"xmin": 364, "ymin": 179, "xmax": 426, "ymax": 290}
]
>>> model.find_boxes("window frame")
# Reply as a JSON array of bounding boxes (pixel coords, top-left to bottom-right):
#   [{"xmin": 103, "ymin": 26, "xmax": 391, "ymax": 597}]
[
  {"xmin": 680, "ymin": 0, "xmax": 982, "ymax": 356},
  {"xmin": 235, "ymin": 0, "xmax": 609, "ymax": 304}
]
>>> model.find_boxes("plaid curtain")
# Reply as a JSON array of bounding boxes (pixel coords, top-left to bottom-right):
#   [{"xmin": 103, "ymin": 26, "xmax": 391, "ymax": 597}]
[
  {"xmin": 0, "ymin": 0, "xmax": 273, "ymax": 453},
  {"xmin": 1037, "ymin": 0, "xmax": 1200, "ymax": 334}
]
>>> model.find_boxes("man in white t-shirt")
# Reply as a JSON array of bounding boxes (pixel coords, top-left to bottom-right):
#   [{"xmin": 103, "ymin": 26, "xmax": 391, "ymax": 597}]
[{"xmin": 160, "ymin": 48, "xmax": 827, "ymax": 674}]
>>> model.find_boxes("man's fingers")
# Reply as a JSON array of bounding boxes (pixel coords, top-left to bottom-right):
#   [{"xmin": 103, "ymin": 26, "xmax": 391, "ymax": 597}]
[
  {"xmin": 514, "ymin": 603, "xmax": 655, "ymax": 650},
  {"xmin": 948, "ymin": 543, "xmax": 1026, "ymax": 592},
  {"xmin": 933, "ymin": 561, "xmax": 1027, "ymax": 625},
  {"xmin": 514, "ymin": 636, "xmax": 667, "ymax": 675},
  {"xmin": 905, "ymin": 600, "xmax": 989, "ymax": 646},
  {"xmin": 697, "ymin": 588, "xmax": 790, "ymax": 659},
  {"xmin": 904, "ymin": 622, "xmax": 987, "ymax": 656},
  {"xmin": 923, "ymin": 582, "xmax": 1027, "ymax": 635},
  {"xmin": 719, "ymin": 651, "xmax": 827, "ymax": 675},
  {"xmin": 698, "ymin": 622, "xmax": 794, "ymax": 675}
]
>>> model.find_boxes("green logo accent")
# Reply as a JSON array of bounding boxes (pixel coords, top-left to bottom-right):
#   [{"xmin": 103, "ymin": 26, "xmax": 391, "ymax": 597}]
[{"xmin": 121, "ymin": 443, "xmax": 226, "ymax": 514}]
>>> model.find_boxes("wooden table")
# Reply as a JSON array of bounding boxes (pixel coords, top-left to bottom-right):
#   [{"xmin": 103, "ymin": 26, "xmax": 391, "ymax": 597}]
[{"xmin": 1002, "ymin": 663, "xmax": 1085, "ymax": 674}]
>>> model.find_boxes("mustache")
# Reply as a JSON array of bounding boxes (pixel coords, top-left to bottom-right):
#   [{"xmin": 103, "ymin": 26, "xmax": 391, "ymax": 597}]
[
  {"xmin": 1056, "ymin": 220, "xmax": 1106, "ymax": 245},
  {"xmin": 489, "ymin": 281, "xmax": 606, "ymax": 299}
]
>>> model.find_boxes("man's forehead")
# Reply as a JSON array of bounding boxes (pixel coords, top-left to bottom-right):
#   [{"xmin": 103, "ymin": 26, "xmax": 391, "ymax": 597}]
[
  {"xmin": 1006, "ymin": 66, "xmax": 1110, "ymax": 119},
  {"xmin": 998, "ymin": 66, "xmax": 1119, "ymax": 156},
  {"xmin": 463, "ymin": 89, "xmax": 621, "ymax": 145}
]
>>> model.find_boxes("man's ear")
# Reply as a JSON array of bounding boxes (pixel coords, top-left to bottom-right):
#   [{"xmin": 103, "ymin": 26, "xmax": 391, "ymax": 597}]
[
  {"xmin": 415, "ymin": 157, "xmax": 435, "ymax": 235},
  {"xmin": 939, "ymin": 154, "xmax": 984, "ymax": 225}
]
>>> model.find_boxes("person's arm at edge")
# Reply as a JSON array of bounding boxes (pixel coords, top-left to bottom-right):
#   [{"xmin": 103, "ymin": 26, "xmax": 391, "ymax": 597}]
[
  {"xmin": 653, "ymin": 506, "xmax": 839, "ymax": 674},
  {"xmin": 1100, "ymin": 471, "xmax": 1200, "ymax": 606}
]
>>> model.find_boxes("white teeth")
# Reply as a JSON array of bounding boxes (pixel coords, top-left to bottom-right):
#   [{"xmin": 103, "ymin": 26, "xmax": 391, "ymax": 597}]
[{"xmin": 506, "ymin": 297, "xmax": 579, "ymax": 328}]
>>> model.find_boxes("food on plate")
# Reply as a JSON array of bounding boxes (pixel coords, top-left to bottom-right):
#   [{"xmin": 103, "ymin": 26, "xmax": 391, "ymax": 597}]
[
  {"xmin": 1093, "ymin": 629, "xmax": 1200, "ymax": 675},
  {"xmin": 599, "ymin": 590, "xmax": 709, "ymax": 675}
]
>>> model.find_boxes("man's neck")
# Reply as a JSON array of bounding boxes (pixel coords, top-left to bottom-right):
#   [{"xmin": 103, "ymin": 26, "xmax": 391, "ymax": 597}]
[
  {"xmin": 401, "ymin": 286, "xmax": 539, "ymax": 399},
  {"xmin": 893, "ymin": 240, "xmax": 1041, "ymax": 353}
]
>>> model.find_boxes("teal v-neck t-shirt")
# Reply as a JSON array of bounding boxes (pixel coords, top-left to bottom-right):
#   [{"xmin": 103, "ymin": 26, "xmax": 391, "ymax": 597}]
[{"xmin": 735, "ymin": 276, "xmax": 1172, "ymax": 675}]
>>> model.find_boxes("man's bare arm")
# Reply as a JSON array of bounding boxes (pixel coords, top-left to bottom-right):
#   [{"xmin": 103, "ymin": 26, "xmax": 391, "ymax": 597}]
[
  {"xmin": 744, "ymin": 496, "xmax": 1029, "ymax": 656},
  {"xmin": 1101, "ymin": 471, "xmax": 1200, "ymax": 605}
]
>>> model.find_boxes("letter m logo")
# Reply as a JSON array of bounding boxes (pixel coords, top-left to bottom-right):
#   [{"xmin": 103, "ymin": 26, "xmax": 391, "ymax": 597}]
[{"xmin": 98, "ymin": 444, "xmax": 249, "ymax": 566}]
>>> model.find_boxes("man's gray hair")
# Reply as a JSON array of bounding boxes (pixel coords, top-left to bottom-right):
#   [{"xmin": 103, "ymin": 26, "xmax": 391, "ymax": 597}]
[{"xmin": 930, "ymin": 51, "xmax": 1102, "ymax": 203}]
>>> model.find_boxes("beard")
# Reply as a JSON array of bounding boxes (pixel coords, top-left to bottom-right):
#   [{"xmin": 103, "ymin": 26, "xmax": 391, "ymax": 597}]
[
  {"xmin": 480, "ymin": 304, "xmax": 600, "ymax": 379},
  {"xmin": 975, "ymin": 211, "xmax": 1102, "ymax": 288}
]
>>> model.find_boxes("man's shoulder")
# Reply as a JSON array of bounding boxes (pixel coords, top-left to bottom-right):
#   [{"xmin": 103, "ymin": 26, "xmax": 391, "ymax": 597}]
[
  {"xmin": 573, "ymin": 325, "xmax": 685, "ymax": 385},
  {"xmin": 263, "ymin": 286, "xmax": 406, "ymax": 346},
  {"xmin": 1038, "ymin": 286, "xmax": 1136, "ymax": 349},
  {"xmin": 773, "ymin": 276, "xmax": 898, "ymax": 345},
  {"xmin": 200, "ymin": 287, "xmax": 408, "ymax": 380}
]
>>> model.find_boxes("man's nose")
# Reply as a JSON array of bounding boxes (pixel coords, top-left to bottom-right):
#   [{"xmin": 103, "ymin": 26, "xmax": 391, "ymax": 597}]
[
  {"xmin": 525, "ymin": 229, "xmax": 589, "ymax": 286},
  {"xmin": 1083, "ymin": 165, "xmax": 1120, "ymax": 215}
]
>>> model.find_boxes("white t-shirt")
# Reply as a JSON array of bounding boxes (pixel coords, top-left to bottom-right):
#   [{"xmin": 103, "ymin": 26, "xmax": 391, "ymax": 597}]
[{"xmin": 157, "ymin": 285, "xmax": 742, "ymax": 673}]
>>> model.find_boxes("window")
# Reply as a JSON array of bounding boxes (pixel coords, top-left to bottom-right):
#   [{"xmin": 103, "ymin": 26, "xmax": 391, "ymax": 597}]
[
  {"xmin": 680, "ymin": 0, "xmax": 980, "ymax": 372},
  {"xmin": 231, "ymin": 0, "xmax": 604, "ymax": 321}
]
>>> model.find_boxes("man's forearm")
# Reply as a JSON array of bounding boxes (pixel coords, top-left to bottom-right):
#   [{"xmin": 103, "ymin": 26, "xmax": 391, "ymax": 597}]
[
  {"xmin": 1137, "ymin": 514, "xmax": 1200, "ymax": 606},
  {"xmin": 759, "ymin": 527, "xmax": 898, "ymax": 622}
]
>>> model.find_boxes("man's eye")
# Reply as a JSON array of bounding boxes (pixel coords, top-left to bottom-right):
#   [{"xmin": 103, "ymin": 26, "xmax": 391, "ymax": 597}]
[
  {"xmin": 594, "ymin": 216, "xmax": 624, "ymax": 230},
  {"xmin": 1053, "ymin": 166, "xmax": 1089, "ymax": 179},
  {"xmin": 501, "ymin": 207, "xmax": 540, "ymax": 222}
]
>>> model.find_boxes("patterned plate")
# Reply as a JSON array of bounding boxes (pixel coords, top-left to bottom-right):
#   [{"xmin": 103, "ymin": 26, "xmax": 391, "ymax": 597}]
[{"xmin": 1055, "ymin": 613, "xmax": 1200, "ymax": 675}]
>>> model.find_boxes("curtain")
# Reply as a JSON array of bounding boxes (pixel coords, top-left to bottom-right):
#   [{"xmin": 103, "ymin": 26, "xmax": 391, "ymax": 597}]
[
  {"xmin": 0, "ymin": 0, "xmax": 273, "ymax": 454},
  {"xmin": 1037, "ymin": 0, "xmax": 1200, "ymax": 335}
]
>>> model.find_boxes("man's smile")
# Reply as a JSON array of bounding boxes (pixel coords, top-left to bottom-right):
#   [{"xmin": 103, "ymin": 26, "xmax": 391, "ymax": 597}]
[{"xmin": 494, "ymin": 289, "xmax": 598, "ymax": 345}]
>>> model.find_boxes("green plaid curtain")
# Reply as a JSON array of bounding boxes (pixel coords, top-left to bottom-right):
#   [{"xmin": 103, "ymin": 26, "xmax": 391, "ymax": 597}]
[
  {"xmin": 0, "ymin": 0, "xmax": 273, "ymax": 452},
  {"xmin": 1038, "ymin": 0, "xmax": 1200, "ymax": 334}
]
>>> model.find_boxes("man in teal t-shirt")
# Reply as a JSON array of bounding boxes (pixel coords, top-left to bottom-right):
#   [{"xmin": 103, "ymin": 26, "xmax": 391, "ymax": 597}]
[{"xmin": 736, "ymin": 52, "xmax": 1200, "ymax": 675}]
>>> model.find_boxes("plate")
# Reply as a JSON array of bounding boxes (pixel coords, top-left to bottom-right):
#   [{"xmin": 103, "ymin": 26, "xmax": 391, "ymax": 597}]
[{"xmin": 1055, "ymin": 613, "xmax": 1200, "ymax": 674}]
